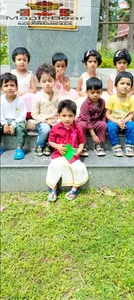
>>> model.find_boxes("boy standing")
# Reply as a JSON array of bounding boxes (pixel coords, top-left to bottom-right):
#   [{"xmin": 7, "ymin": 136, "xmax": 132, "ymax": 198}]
[
  {"xmin": 106, "ymin": 71, "xmax": 134, "ymax": 157},
  {"xmin": 31, "ymin": 63, "xmax": 60, "ymax": 156},
  {"xmin": 77, "ymin": 77, "xmax": 107, "ymax": 156},
  {"xmin": 46, "ymin": 100, "xmax": 88, "ymax": 201},
  {"xmin": 0, "ymin": 73, "xmax": 27, "ymax": 159}
]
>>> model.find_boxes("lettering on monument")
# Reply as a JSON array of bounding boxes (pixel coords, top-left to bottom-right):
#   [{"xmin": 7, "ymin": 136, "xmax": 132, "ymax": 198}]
[{"xmin": 4, "ymin": 0, "xmax": 91, "ymax": 29}]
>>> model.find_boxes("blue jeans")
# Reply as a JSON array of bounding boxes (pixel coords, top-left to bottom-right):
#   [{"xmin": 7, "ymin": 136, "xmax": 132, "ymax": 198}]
[
  {"xmin": 36, "ymin": 122, "xmax": 51, "ymax": 148},
  {"xmin": 107, "ymin": 120, "xmax": 134, "ymax": 146}
]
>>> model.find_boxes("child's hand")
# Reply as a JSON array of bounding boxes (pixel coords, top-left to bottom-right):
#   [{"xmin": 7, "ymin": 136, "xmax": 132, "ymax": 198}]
[
  {"xmin": 9, "ymin": 125, "xmax": 14, "ymax": 135},
  {"xmin": 3, "ymin": 124, "xmax": 10, "ymax": 134},
  {"xmin": 56, "ymin": 70, "xmax": 64, "ymax": 81},
  {"xmin": 57, "ymin": 144, "xmax": 66, "ymax": 155},
  {"xmin": 75, "ymin": 148, "xmax": 82, "ymax": 156},
  {"xmin": 92, "ymin": 134, "xmax": 100, "ymax": 144},
  {"xmin": 63, "ymin": 76, "xmax": 70, "ymax": 92},
  {"xmin": 117, "ymin": 120, "xmax": 126, "ymax": 129},
  {"xmin": 46, "ymin": 119, "xmax": 57, "ymax": 127}
]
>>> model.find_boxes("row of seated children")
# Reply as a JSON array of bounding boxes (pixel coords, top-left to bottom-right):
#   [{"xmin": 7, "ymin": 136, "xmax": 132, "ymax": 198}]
[
  {"xmin": 0, "ymin": 68, "xmax": 134, "ymax": 159},
  {"xmin": 0, "ymin": 69, "xmax": 134, "ymax": 201},
  {"xmin": 2, "ymin": 46, "xmax": 134, "ymax": 119}
]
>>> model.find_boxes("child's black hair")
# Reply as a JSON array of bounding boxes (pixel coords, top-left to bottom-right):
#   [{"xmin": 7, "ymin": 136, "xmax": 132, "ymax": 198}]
[
  {"xmin": 0, "ymin": 72, "xmax": 18, "ymax": 88},
  {"xmin": 113, "ymin": 48, "xmax": 131, "ymax": 66},
  {"xmin": 52, "ymin": 52, "xmax": 68, "ymax": 67},
  {"xmin": 115, "ymin": 71, "xmax": 133, "ymax": 87},
  {"xmin": 58, "ymin": 99, "xmax": 77, "ymax": 115},
  {"xmin": 12, "ymin": 47, "xmax": 30, "ymax": 63},
  {"xmin": 36, "ymin": 63, "xmax": 56, "ymax": 81},
  {"xmin": 86, "ymin": 77, "xmax": 103, "ymax": 91},
  {"xmin": 82, "ymin": 49, "xmax": 102, "ymax": 66}
]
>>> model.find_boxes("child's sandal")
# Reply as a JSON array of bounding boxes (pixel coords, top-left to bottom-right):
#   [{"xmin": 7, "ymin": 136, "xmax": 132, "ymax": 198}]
[
  {"xmin": 112, "ymin": 145, "xmax": 123, "ymax": 157},
  {"xmin": 125, "ymin": 146, "xmax": 134, "ymax": 157},
  {"xmin": 94, "ymin": 144, "xmax": 106, "ymax": 156},
  {"xmin": 65, "ymin": 188, "xmax": 79, "ymax": 201},
  {"xmin": 48, "ymin": 188, "xmax": 57, "ymax": 202}
]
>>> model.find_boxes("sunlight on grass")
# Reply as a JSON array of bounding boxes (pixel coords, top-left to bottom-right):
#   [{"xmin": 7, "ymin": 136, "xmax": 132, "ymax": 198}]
[{"xmin": 1, "ymin": 188, "xmax": 134, "ymax": 299}]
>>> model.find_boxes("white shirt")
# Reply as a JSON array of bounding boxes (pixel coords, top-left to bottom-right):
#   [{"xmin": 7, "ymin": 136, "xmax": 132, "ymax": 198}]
[{"xmin": 0, "ymin": 94, "xmax": 27, "ymax": 128}]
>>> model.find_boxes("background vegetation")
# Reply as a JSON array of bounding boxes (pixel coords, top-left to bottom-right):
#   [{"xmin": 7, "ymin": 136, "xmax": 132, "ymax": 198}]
[
  {"xmin": 98, "ymin": 46, "xmax": 134, "ymax": 68},
  {"xmin": 0, "ymin": 26, "xmax": 9, "ymax": 65},
  {"xmin": 99, "ymin": 0, "xmax": 134, "ymax": 51}
]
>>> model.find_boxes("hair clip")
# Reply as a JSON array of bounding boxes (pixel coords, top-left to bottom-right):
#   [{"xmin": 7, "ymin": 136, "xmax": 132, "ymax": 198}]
[
  {"xmin": 86, "ymin": 50, "xmax": 90, "ymax": 57},
  {"xmin": 115, "ymin": 50, "xmax": 122, "ymax": 57}
]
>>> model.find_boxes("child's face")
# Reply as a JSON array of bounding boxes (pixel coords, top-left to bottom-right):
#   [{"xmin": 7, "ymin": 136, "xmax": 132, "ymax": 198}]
[
  {"xmin": 116, "ymin": 77, "xmax": 132, "ymax": 96},
  {"xmin": 15, "ymin": 54, "xmax": 28, "ymax": 71},
  {"xmin": 39, "ymin": 72, "xmax": 55, "ymax": 94},
  {"xmin": 87, "ymin": 88, "xmax": 102, "ymax": 103},
  {"xmin": 1, "ymin": 80, "xmax": 18, "ymax": 99},
  {"xmin": 54, "ymin": 60, "xmax": 67, "ymax": 79},
  {"xmin": 59, "ymin": 107, "xmax": 75, "ymax": 127},
  {"xmin": 116, "ymin": 59, "xmax": 128, "ymax": 73},
  {"xmin": 86, "ymin": 56, "xmax": 98, "ymax": 71}
]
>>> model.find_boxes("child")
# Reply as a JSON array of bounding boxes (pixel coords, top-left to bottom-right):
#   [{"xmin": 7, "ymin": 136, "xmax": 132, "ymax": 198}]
[
  {"xmin": 11, "ymin": 47, "xmax": 37, "ymax": 118},
  {"xmin": 0, "ymin": 73, "xmax": 27, "ymax": 159},
  {"xmin": 107, "ymin": 48, "xmax": 132, "ymax": 96},
  {"xmin": 106, "ymin": 71, "xmax": 134, "ymax": 157},
  {"xmin": 76, "ymin": 49, "xmax": 102, "ymax": 97},
  {"xmin": 77, "ymin": 77, "xmax": 107, "ymax": 156},
  {"xmin": 52, "ymin": 52, "xmax": 78, "ymax": 101},
  {"xmin": 46, "ymin": 99, "xmax": 89, "ymax": 201},
  {"xmin": 31, "ymin": 63, "xmax": 60, "ymax": 157}
]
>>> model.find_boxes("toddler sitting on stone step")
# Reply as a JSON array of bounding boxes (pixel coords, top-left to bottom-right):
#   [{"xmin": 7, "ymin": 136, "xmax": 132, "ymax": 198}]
[{"xmin": 76, "ymin": 77, "xmax": 107, "ymax": 157}]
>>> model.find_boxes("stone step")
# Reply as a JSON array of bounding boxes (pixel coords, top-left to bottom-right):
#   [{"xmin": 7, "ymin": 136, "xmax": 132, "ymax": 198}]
[
  {"xmin": 1, "ymin": 148, "xmax": 134, "ymax": 192},
  {"xmin": 1, "ymin": 131, "xmax": 126, "ymax": 151}
]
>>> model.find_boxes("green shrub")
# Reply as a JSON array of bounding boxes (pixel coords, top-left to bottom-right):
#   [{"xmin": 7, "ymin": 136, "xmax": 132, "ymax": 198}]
[{"xmin": 0, "ymin": 26, "xmax": 9, "ymax": 65}]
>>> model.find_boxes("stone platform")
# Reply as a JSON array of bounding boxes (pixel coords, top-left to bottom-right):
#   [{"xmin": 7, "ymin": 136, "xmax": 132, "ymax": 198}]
[{"xmin": 1, "ymin": 132, "xmax": 134, "ymax": 192}]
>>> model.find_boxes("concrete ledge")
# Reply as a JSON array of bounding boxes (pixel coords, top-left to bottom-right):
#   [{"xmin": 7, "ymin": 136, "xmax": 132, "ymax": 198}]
[
  {"xmin": 1, "ymin": 132, "xmax": 126, "ymax": 151},
  {"xmin": 1, "ymin": 149, "xmax": 134, "ymax": 192}
]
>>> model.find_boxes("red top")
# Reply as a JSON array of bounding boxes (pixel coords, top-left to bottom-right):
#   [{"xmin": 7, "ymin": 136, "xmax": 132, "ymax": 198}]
[{"xmin": 49, "ymin": 121, "xmax": 85, "ymax": 164}]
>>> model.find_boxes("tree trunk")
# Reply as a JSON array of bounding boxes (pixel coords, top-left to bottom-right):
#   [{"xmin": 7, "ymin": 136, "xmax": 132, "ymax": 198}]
[
  {"xmin": 127, "ymin": 0, "xmax": 134, "ymax": 51},
  {"xmin": 101, "ymin": 0, "xmax": 109, "ymax": 47}
]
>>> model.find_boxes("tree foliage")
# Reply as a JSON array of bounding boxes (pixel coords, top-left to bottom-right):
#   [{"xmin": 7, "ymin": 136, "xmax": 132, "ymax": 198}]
[
  {"xmin": 98, "ymin": 0, "xmax": 133, "ymax": 50},
  {"xmin": 0, "ymin": 26, "xmax": 9, "ymax": 65}
]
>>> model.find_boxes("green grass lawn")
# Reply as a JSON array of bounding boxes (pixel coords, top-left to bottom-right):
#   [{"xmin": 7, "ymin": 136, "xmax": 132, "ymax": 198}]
[{"xmin": 1, "ymin": 188, "xmax": 134, "ymax": 300}]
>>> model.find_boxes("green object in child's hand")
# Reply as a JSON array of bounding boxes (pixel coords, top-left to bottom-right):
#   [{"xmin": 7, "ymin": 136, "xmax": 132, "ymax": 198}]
[{"xmin": 64, "ymin": 144, "xmax": 77, "ymax": 160}]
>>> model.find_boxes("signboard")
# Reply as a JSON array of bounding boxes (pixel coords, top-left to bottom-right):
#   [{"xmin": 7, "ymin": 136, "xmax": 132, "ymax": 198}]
[
  {"xmin": 4, "ymin": 0, "xmax": 77, "ymax": 29},
  {"xmin": 4, "ymin": 0, "xmax": 91, "ymax": 29}
]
